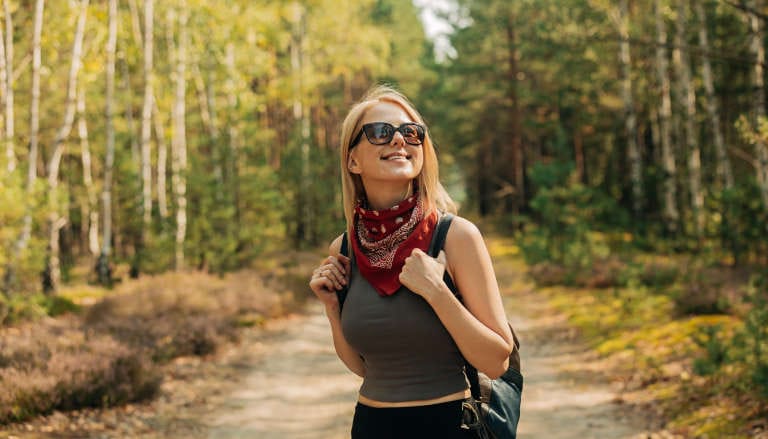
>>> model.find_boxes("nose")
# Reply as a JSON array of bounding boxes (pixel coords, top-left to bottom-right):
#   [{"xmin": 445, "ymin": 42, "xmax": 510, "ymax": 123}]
[{"xmin": 391, "ymin": 130, "xmax": 405, "ymax": 146}]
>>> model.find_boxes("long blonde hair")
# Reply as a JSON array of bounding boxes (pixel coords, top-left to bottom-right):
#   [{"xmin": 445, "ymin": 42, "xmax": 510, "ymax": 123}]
[{"xmin": 339, "ymin": 85, "xmax": 457, "ymax": 232}]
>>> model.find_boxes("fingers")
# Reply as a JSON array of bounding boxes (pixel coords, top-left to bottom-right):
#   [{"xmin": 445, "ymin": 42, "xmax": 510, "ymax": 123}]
[{"xmin": 309, "ymin": 255, "xmax": 349, "ymax": 294}]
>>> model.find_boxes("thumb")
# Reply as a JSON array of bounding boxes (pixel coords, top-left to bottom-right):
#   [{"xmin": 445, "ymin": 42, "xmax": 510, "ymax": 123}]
[{"xmin": 436, "ymin": 250, "xmax": 447, "ymax": 266}]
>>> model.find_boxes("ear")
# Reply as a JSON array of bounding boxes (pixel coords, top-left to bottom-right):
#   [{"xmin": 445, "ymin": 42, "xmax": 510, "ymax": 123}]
[{"xmin": 348, "ymin": 152, "xmax": 362, "ymax": 174}]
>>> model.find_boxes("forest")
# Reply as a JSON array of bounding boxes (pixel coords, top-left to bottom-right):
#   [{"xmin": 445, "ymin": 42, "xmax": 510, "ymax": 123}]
[{"xmin": 1, "ymin": 0, "xmax": 767, "ymax": 436}]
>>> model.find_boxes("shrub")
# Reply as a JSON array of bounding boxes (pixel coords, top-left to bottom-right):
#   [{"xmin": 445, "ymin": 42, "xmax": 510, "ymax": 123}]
[{"xmin": 0, "ymin": 321, "xmax": 160, "ymax": 425}]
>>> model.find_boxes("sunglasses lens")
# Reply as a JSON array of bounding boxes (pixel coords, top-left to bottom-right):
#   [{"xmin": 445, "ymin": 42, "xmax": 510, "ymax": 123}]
[
  {"xmin": 364, "ymin": 123, "xmax": 394, "ymax": 144},
  {"xmin": 401, "ymin": 124, "xmax": 424, "ymax": 145}
]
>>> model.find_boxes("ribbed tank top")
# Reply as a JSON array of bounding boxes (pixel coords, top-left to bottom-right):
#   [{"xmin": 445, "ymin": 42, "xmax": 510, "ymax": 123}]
[{"xmin": 340, "ymin": 265, "xmax": 469, "ymax": 402}]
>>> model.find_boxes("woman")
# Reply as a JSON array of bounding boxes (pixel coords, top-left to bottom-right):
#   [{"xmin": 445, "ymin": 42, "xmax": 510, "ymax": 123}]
[{"xmin": 309, "ymin": 85, "xmax": 514, "ymax": 439}]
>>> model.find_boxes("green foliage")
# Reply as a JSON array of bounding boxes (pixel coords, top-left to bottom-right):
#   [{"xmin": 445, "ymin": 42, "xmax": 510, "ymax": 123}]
[
  {"xmin": 520, "ymin": 174, "xmax": 629, "ymax": 270},
  {"xmin": 692, "ymin": 324, "xmax": 729, "ymax": 376},
  {"xmin": 692, "ymin": 273, "xmax": 768, "ymax": 398}
]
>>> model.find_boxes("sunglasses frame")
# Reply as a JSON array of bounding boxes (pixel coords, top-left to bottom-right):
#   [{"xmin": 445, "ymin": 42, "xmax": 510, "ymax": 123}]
[{"xmin": 349, "ymin": 122, "xmax": 426, "ymax": 149}]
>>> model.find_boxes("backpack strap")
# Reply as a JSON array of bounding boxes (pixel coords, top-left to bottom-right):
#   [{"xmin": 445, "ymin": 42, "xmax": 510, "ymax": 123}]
[
  {"xmin": 337, "ymin": 232, "xmax": 350, "ymax": 313},
  {"xmin": 427, "ymin": 214, "xmax": 483, "ymax": 400}
]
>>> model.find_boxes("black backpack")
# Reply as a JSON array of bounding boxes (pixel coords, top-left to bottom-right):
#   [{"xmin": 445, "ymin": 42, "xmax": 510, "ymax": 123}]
[{"xmin": 338, "ymin": 213, "xmax": 523, "ymax": 438}]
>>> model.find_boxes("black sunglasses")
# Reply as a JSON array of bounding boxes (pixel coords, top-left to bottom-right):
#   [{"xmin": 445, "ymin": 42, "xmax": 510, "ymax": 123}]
[{"xmin": 349, "ymin": 122, "xmax": 426, "ymax": 148}]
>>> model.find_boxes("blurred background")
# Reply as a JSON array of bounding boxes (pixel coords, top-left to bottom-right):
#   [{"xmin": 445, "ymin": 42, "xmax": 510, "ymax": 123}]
[{"xmin": 1, "ymin": 0, "xmax": 767, "ymax": 437}]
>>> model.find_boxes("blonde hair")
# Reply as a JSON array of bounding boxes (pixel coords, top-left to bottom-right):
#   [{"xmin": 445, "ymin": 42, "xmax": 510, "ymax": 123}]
[{"xmin": 339, "ymin": 85, "xmax": 457, "ymax": 232}]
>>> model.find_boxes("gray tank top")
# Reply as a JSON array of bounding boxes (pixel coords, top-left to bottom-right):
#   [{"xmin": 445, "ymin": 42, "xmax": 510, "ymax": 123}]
[{"xmin": 340, "ymin": 265, "xmax": 469, "ymax": 402}]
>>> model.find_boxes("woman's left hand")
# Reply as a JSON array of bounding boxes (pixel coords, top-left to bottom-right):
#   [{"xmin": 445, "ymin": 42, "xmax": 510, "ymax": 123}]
[{"xmin": 399, "ymin": 249, "xmax": 448, "ymax": 302}]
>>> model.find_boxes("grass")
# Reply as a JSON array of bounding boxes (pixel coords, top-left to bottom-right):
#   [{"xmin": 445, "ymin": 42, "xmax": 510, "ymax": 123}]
[{"xmin": 487, "ymin": 235, "xmax": 767, "ymax": 438}]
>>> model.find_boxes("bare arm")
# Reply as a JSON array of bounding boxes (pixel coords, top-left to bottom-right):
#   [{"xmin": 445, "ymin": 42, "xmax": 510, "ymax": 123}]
[
  {"xmin": 309, "ymin": 234, "xmax": 366, "ymax": 377},
  {"xmin": 399, "ymin": 217, "xmax": 514, "ymax": 378}
]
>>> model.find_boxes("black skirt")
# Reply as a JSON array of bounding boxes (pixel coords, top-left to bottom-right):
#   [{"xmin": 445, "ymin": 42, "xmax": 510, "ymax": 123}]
[{"xmin": 351, "ymin": 399, "xmax": 480, "ymax": 439}]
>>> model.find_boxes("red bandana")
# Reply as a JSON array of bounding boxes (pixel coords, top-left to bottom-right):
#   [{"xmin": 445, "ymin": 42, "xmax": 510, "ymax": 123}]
[{"xmin": 351, "ymin": 195, "xmax": 437, "ymax": 297}]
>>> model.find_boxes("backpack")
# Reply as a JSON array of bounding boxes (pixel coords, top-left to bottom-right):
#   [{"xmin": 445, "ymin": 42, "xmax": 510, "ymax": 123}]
[{"xmin": 339, "ymin": 213, "xmax": 523, "ymax": 438}]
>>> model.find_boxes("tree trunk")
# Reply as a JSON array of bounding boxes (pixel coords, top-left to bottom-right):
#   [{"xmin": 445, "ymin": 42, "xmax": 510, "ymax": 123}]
[
  {"xmin": 140, "ymin": 0, "xmax": 153, "ymax": 227},
  {"xmin": 77, "ymin": 84, "xmax": 99, "ymax": 256},
  {"xmin": 44, "ymin": 0, "xmax": 88, "ymax": 293},
  {"xmin": 749, "ymin": 0, "xmax": 768, "ymax": 212},
  {"xmin": 505, "ymin": 8, "xmax": 524, "ymax": 214},
  {"xmin": 291, "ymin": 2, "xmax": 311, "ymax": 244},
  {"xmin": 98, "ymin": 0, "xmax": 117, "ymax": 285},
  {"xmin": 655, "ymin": 0, "xmax": 680, "ymax": 233},
  {"xmin": 225, "ymin": 42, "xmax": 241, "ymax": 230},
  {"xmin": 171, "ymin": 1, "xmax": 188, "ymax": 270},
  {"xmin": 153, "ymin": 99, "xmax": 168, "ymax": 219},
  {"xmin": 2, "ymin": 0, "xmax": 13, "ymax": 174},
  {"xmin": 695, "ymin": 1, "xmax": 733, "ymax": 191},
  {"xmin": 617, "ymin": 0, "xmax": 643, "ymax": 216},
  {"xmin": 674, "ymin": 0, "xmax": 704, "ymax": 238},
  {"xmin": 192, "ymin": 63, "xmax": 223, "ymax": 201},
  {"xmin": 4, "ymin": 0, "xmax": 43, "ymax": 293}
]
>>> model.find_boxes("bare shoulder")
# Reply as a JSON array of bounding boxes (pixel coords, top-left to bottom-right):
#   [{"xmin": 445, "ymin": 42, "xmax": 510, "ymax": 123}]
[{"xmin": 445, "ymin": 215, "xmax": 484, "ymax": 246}]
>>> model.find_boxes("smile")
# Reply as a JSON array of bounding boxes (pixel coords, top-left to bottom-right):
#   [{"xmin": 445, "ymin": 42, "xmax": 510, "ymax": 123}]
[{"xmin": 381, "ymin": 152, "xmax": 411, "ymax": 161}]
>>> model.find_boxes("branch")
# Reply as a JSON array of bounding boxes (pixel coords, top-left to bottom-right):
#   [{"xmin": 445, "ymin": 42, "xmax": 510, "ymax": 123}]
[
  {"xmin": 718, "ymin": 0, "xmax": 768, "ymax": 22},
  {"xmin": 730, "ymin": 145, "xmax": 758, "ymax": 168}
]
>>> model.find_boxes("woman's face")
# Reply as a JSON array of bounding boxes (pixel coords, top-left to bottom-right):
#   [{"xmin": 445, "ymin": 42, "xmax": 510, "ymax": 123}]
[{"xmin": 348, "ymin": 102, "xmax": 424, "ymax": 185}]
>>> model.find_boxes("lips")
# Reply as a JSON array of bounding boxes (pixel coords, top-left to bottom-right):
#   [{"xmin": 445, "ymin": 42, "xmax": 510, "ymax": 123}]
[{"xmin": 381, "ymin": 152, "xmax": 411, "ymax": 160}]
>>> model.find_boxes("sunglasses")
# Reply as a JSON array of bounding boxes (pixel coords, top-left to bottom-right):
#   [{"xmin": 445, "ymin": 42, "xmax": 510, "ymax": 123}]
[{"xmin": 349, "ymin": 122, "xmax": 426, "ymax": 148}]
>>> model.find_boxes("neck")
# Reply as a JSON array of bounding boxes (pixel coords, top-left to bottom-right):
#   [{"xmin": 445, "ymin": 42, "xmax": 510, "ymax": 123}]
[{"xmin": 363, "ymin": 180, "xmax": 414, "ymax": 210}]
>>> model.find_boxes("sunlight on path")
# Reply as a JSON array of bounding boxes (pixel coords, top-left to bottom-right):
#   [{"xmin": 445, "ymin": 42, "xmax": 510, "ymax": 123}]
[
  {"xmin": 493, "ymin": 236, "xmax": 649, "ymax": 439},
  {"xmin": 206, "ymin": 302, "xmax": 361, "ymax": 439},
  {"xmin": 511, "ymin": 310, "xmax": 643, "ymax": 439}
]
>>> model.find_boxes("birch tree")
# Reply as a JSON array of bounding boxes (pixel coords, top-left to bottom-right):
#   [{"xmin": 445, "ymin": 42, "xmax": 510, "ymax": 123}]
[
  {"xmin": 141, "ymin": 0, "xmax": 154, "ymax": 227},
  {"xmin": 695, "ymin": 0, "xmax": 733, "ymax": 190},
  {"xmin": 655, "ymin": 0, "xmax": 680, "ymax": 232},
  {"xmin": 77, "ymin": 84, "xmax": 99, "ymax": 256},
  {"xmin": 98, "ymin": 0, "xmax": 117, "ymax": 285},
  {"xmin": 44, "ymin": 0, "xmax": 88, "ymax": 292},
  {"xmin": 2, "ymin": 0, "xmax": 13, "ymax": 174},
  {"xmin": 673, "ymin": 0, "xmax": 703, "ymax": 237},
  {"xmin": 170, "ymin": 2, "xmax": 188, "ymax": 270},
  {"xmin": 3, "ymin": 0, "xmax": 43, "ymax": 292},
  {"xmin": 616, "ymin": 0, "xmax": 642, "ymax": 216}
]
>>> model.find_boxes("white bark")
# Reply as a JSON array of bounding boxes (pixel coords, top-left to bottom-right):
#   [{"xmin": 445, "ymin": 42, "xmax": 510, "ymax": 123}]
[
  {"xmin": 77, "ymin": 85, "xmax": 99, "ymax": 256},
  {"xmin": 8, "ymin": 0, "xmax": 43, "ymax": 283},
  {"xmin": 674, "ymin": 0, "xmax": 704, "ymax": 237},
  {"xmin": 45, "ymin": 0, "xmax": 89, "ymax": 292},
  {"xmin": 2, "ymin": 0, "xmax": 13, "ymax": 173},
  {"xmin": 695, "ymin": 0, "xmax": 733, "ymax": 190},
  {"xmin": 617, "ymin": 0, "xmax": 642, "ymax": 215},
  {"xmin": 655, "ymin": 0, "xmax": 680, "ymax": 230},
  {"xmin": 102, "ymin": 0, "xmax": 117, "ymax": 259},
  {"xmin": 141, "ymin": 0, "xmax": 154, "ymax": 226},
  {"xmin": 153, "ymin": 99, "xmax": 168, "ymax": 218},
  {"xmin": 171, "ymin": 2, "xmax": 188, "ymax": 270}
]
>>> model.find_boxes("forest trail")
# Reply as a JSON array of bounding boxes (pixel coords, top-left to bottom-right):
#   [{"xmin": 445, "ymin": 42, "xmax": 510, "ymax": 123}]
[
  {"xmin": 203, "ymin": 305, "xmax": 360, "ymax": 438},
  {"xmin": 0, "ymin": 240, "xmax": 662, "ymax": 438},
  {"xmin": 199, "ymin": 240, "xmax": 655, "ymax": 439}
]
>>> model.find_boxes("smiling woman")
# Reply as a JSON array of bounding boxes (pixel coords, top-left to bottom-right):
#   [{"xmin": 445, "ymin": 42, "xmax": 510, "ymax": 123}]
[{"xmin": 308, "ymin": 85, "xmax": 518, "ymax": 439}]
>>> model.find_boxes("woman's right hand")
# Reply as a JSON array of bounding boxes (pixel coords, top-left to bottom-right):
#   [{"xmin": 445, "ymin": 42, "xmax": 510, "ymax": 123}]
[{"xmin": 309, "ymin": 254, "xmax": 351, "ymax": 310}]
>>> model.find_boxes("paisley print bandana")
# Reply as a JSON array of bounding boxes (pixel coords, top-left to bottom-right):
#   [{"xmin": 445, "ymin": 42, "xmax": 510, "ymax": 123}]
[{"xmin": 351, "ymin": 193, "xmax": 437, "ymax": 297}]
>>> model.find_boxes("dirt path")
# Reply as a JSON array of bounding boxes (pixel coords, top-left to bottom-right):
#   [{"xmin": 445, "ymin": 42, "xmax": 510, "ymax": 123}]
[
  {"xmin": 204, "ymin": 303, "xmax": 361, "ymax": 438},
  {"xmin": 200, "ymin": 296, "xmax": 654, "ymax": 439},
  {"xmin": 1, "ymin": 244, "xmax": 665, "ymax": 438}
]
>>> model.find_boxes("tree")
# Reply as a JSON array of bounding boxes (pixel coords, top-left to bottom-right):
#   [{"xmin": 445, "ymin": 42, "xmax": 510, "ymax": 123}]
[
  {"xmin": 44, "ymin": 0, "xmax": 89, "ymax": 293},
  {"xmin": 673, "ymin": 0, "xmax": 704, "ymax": 238},
  {"xmin": 655, "ymin": 0, "xmax": 680, "ymax": 233}
]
